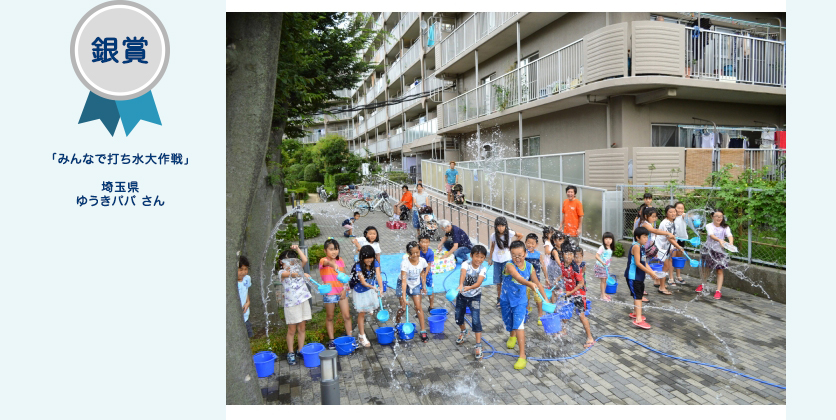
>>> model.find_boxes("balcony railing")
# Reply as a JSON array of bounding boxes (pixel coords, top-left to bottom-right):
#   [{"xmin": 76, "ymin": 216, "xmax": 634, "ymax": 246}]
[
  {"xmin": 372, "ymin": 45, "xmax": 385, "ymax": 64},
  {"xmin": 374, "ymin": 110, "xmax": 387, "ymax": 127},
  {"xmin": 389, "ymin": 132, "xmax": 404, "ymax": 150},
  {"xmin": 365, "ymin": 88, "xmax": 375, "ymax": 105},
  {"xmin": 386, "ymin": 12, "xmax": 419, "ymax": 52},
  {"xmin": 387, "ymin": 42, "xmax": 421, "ymax": 85},
  {"xmin": 388, "ymin": 80, "xmax": 423, "ymax": 118},
  {"xmin": 333, "ymin": 128, "xmax": 354, "ymax": 139},
  {"xmin": 439, "ymin": 12, "xmax": 520, "ymax": 68},
  {"xmin": 374, "ymin": 77, "xmax": 386, "ymax": 96},
  {"xmin": 333, "ymin": 88, "xmax": 352, "ymax": 98},
  {"xmin": 441, "ymin": 39, "xmax": 583, "ymax": 129},
  {"xmin": 685, "ymin": 28, "xmax": 786, "ymax": 87},
  {"xmin": 404, "ymin": 118, "xmax": 438, "ymax": 144},
  {"xmin": 424, "ymin": 75, "xmax": 454, "ymax": 94}
]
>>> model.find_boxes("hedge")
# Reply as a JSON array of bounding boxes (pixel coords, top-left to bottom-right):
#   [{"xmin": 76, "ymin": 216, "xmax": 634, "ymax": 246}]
[
  {"xmin": 303, "ymin": 163, "xmax": 321, "ymax": 182},
  {"xmin": 387, "ymin": 171, "xmax": 408, "ymax": 184},
  {"xmin": 334, "ymin": 172, "xmax": 358, "ymax": 186},
  {"xmin": 297, "ymin": 181, "xmax": 323, "ymax": 194}
]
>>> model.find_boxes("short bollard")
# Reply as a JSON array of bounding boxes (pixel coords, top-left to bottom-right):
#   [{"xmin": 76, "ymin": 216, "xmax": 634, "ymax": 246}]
[{"xmin": 319, "ymin": 350, "xmax": 339, "ymax": 405}]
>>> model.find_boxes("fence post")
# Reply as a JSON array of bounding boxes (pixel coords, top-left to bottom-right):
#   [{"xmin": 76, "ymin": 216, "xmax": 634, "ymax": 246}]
[
  {"xmin": 670, "ymin": 184, "xmax": 675, "ymax": 206},
  {"xmin": 747, "ymin": 188, "xmax": 753, "ymax": 264}
]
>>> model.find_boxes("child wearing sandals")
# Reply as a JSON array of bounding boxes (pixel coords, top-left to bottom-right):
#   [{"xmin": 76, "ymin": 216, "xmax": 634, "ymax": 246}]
[
  {"xmin": 350, "ymin": 245, "xmax": 384, "ymax": 347},
  {"xmin": 655, "ymin": 205, "xmax": 687, "ymax": 290},
  {"xmin": 595, "ymin": 232, "xmax": 615, "ymax": 301},
  {"xmin": 500, "ymin": 241, "xmax": 547, "ymax": 370},
  {"xmin": 697, "ymin": 210, "xmax": 734, "ymax": 300},
  {"xmin": 546, "ymin": 232, "xmax": 567, "ymax": 304},
  {"xmin": 399, "ymin": 241, "xmax": 430, "ymax": 342},
  {"xmin": 625, "ymin": 227, "xmax": 662, "ymax": 329},
  {"xmin": 524, "ymin": 233, "xmax": 545, "ymax": 326},
  {"xmin": 278, "ymin": 245, "xmax": 313, "ymax": 366},
  {"xmin": 319, "ymin": 238, "xmax": 352, "ymax": 350},
  {"xmin": 455, "ymin": 245, "xmax": 488, "ymax": 359}
]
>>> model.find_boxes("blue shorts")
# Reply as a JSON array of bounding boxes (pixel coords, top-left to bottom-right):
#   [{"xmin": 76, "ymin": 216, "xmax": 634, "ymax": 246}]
[
  {"xmin": 426, "ymin": 274, "xmax": 433, "ymax": 288},
  {"xmin": 396, "ymin": 279, "xmax": 423, "ymax": 297},
  {"xmin": 323, "ymin": 294, "xmax": 342, "ymax": 304},
  {"xmin": 500, "ymin": 302, "xmax": 527, "ymax": 332},
  {"xmin": 493, "ymin": 261, "xmax": 509, "ymax": 285}
]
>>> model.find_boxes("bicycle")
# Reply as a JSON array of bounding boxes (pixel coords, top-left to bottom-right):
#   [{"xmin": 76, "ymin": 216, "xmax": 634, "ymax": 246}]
[
  {"xmin": 352, "ymin": 191, "xmax": 393, "ymax": 217},
  {"xmin": 316, "ymin": 185, "xmax": 332, "ymax": 202},
  {"xmin": 338, "ymin": 187, "xmax": 364, "ymax": 207}
]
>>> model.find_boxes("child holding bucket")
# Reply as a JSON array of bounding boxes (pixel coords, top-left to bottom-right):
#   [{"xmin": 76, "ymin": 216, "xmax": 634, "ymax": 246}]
[
  {"xmin": 501, "ymin": 241, "xmax": 547, "ymax": 370},
  {"xmin": 673, "ymin": 202, "xmax": 689, "ymax": 284},
  {"xmin": 399, "ymin": 241, "xmax": 430, "ymax": 342},
  {"xmin": 595, "ymin": 232, "xmax": 615, "ymax": 301},
  {"xmin": 546, "ymin": 232, "xmax": 567, "ymax": 304},
  {"xmin": 278, "ymin": 245, "xmax": 313, "ymax": 365},
  {"xmin": 625, "ymin": 227, "xmax": 662, "ymax": 329},
  {"xmin": 350, "ymin": 245, "xmax": 384, "ymax": 348},
  {"xmin": 638, "ymin": 207, "xmax": 676, "ymax": 295},
  {"xmin": 655, "ymin": 205, "xmax": 687, "ymax": 289},
  {"xmin": 455, "ymin": 244, "xmax": 488, "ymax": 359},
  {"xmin": 319, "ymin": 238, "xmax": 352, "ymax": 351},
  {"xmin": 697, "ymin": 210, "xmax": 734, "ymax": 300},
  {"xmin": 557, "ymin": 247, "xmax": 595, "ymax": 348},
  {"xmin": 524, "ymin": 233, "xmax": 545, "ymax": 326},
  {"xmin": 418, "ymin": 233, "xmax": 436, "ymax": 312}
]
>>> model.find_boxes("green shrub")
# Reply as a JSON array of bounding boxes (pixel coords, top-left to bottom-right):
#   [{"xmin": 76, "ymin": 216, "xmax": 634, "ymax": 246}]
[
  {"xmin": 613, "ymin": 241, "xmax": 625, "ymax": 258},
  {"xmin": 250, "ymin": 305, "xmax": 348, "ymax": 354},
  {"xmin": 283, "ymin": 212, "xmax": 314, "ymax": 224},
  {"xmin": 276, "ymin": 223, "xmax": 320, "ymax": 242},
  {"xmin": 387, "ymin": 171, "xmax": 408, "ymax": 184},
  {"xmin": 324, "ymin": 174, "xmax": 336, "ymax": 190},
  {"xmin": 297, "ymin": 181, "xmax": 323, "ymax": 194},
  {"xmin": 334, "ymin": 173, "xmax": 355, "ymax": 186},
  {"xmin": 303, "ymin": 163, "xmax": 321, "ymax": 182},
  {"xmin": 307, "ymin": 244, "xmax": 325, "ymax": 268}
]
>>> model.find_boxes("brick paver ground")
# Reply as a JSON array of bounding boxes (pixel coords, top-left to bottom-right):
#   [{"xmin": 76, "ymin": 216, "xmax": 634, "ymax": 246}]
[{"xmin": 258, "ymin": 194, "xmax": 786, "ymax": 405}]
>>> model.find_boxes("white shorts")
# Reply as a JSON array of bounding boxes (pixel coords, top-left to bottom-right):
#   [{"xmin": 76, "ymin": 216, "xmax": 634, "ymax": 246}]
[{"xmin": 285, "ymin": 300, "xmax": 312, "ymax": 324}]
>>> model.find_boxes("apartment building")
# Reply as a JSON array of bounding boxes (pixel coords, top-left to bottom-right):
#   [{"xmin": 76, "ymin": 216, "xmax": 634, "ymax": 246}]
[{"xmin": 295, "ymin": 12, "xmax": 786, "ymax": 188}]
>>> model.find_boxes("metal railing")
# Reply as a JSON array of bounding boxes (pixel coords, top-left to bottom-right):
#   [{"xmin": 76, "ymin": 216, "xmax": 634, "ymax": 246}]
[
  {"xmin": 457, "ymin": 151, "xmax": 586, "ymax": 185},
  {"xmin": 404, "ymin": 118, "xmax": 437, "ymax": 144},
  {"xmin": 424, "ymin": 75, "xmax": 454, "ymax": 94},
  {"xmin": 742, "ymin": 148, "xmax": 786, "ymax": 180},
  {"xmin": 685, "ymin": 28, "xmax": 786, "ymax": 87},
  {"xmin": 389, "ymin": 132, "xmax": 404, "ymax": 150},
  {"xmin": 373, "ymin": 110, "xmax": 387, "ymax": 127},
  {"xmin": 333, "ymin": 88, "xmax": 352, "ymax": 98},
  {"xmin": 387, "ymin": 42, "xmax": 421, "ymax": 85},
  {"xmin": 616, "ymin": 184, "xmax": 785, "ymax": 268},
  {"xmin": 332, "ymin": 128, "xmax": 354, "ymax": 140},
  {"xmin": 438, "ymin": 12, "xmax": 520, "ymax": 68},
  {"xmin": 421, "ymin": 159, "xmax": 607, "ymax": 246},
  {"xmin": 440, "ymin": 39, "xmax": 583, "ymax": 128}
]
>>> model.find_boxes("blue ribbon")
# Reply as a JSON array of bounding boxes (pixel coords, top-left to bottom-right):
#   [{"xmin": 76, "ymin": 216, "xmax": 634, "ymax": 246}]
[{"xmin": 79, "ymin": 91, "xmax": 161, "ymax": 136}]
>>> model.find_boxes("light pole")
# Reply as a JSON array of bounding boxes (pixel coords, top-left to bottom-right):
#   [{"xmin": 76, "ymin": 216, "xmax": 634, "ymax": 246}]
[{"xmin": 319, "ymin": 350, "xmax": 340, "ymax": 405}]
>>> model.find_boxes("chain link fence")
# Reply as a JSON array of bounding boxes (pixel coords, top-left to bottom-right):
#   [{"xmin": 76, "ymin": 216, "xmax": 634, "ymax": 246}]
[{"xmin": 617, "ymin": 184, "xmax": 786, "ymax": 268}]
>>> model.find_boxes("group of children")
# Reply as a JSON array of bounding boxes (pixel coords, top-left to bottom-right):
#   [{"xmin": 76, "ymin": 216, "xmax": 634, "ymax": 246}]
[
  {"xmin": 625, "ymin": 193, "xmax": 735, "ymax": 330},
  {"xmin": 237, "ymin": 196, "xmax": 733, "ymax": 368}
]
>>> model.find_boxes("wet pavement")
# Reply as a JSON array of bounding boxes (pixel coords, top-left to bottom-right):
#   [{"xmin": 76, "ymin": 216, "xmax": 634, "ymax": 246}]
[{"xmin": 259, "ymin": 198, "xmax": 786, "ymax": 405}]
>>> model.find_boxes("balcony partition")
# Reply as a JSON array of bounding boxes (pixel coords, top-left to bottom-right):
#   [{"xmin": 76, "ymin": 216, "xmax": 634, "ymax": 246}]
[{"xmin": 404, "ymin": 118, "xmax": 437, "ymax": 144}]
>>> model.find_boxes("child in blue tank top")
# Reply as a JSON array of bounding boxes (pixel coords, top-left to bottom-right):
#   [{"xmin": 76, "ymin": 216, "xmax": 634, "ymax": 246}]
[
  {"xmin": 500, "ymin": 240, "xmax": 546, "ymax": 370},
  {"xmin": 625, "ymin": 227, "xmax": 660, "ymax": 330}
]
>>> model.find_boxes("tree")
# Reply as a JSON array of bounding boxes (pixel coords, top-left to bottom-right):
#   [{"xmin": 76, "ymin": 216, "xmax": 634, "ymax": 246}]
[
  {"xmin": 241, "ymin": 13, "xmax": 383, "ymax": 340},
  {"xmin": 226, "ymin": 12, "xmax": 283, "ymax": 405}
]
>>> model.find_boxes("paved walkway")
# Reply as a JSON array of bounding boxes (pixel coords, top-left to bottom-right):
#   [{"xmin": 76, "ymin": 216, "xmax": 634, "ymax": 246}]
[{"xmin": 259, "ymin": 199, "xmax": 786, "ymax": 405}]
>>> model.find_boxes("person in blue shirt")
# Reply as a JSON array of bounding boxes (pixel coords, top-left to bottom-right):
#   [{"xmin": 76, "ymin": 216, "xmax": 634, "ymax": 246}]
[
  {"xmin": 524, "ymin": 233, "xmax": 545, "ymax": 326},
  {"xmin": 436, "ymin": 219, "xmax": 472, "ymax": 263},
  {"xmin": 501, "ymin": 241, "xmax": 546, "ymax": 370},
  {"xmin": 445, "ymin": 161, "xmax": 459, "ymax": 204}
]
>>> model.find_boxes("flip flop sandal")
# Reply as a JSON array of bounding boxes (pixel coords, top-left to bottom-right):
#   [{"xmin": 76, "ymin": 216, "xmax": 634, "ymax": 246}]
[
  {"xmin": 658, "ymin": 290, "xmax": 673, "ymax": 295},
  {"xmin": 642, "ymin": 297, "xmax": 650, "ymax": 302}
]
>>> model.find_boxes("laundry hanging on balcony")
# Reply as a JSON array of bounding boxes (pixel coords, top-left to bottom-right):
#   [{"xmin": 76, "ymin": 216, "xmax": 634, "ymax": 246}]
[{"xmin": 427, "ymin": 23, "xmax": 435, "ymax": 47}]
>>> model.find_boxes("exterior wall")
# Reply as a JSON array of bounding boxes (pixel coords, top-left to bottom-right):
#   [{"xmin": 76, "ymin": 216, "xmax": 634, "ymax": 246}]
[
  {"xmin": 632, "ymin": 147, "xmax": 685, "ymax": 185},
  {"xmin": 457, "ymin": 104, "xmax": 608, "ymax": 161}
]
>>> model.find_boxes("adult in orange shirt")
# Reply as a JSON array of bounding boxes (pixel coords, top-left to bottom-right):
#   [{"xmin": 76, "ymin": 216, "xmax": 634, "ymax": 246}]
[
  {"xmin": 562, "ymin": 185, "xmax": 584, "ymax": 244},
  {"xmin": 394, "ymin": 184, "xmax": 413, "ymax": 218}
]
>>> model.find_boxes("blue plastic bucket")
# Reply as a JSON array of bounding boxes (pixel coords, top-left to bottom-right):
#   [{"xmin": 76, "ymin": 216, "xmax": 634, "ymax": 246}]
[
  {"xmin": 446, "ymin": 288, "xmax": 458, "ymax": 302},
  {"xmin": 299, "ymin": 343, "xmax": 325, "ymax": 368},
  {"xmin": 376, "ymin": 327, "xmax": 395, "ymax": 345},
  {"xmin": 252, "ymin": 351, "xmax": 277, "ymax": 377},
  {"xmin": 334, "ymin": 336, "xmax": 356, "ymax": 356},
  {"xmin": 540, "ymin": 313, "xmax": 562, "ymax": 334},
  {"xmin": 336, "ymin": 272, "xmax": 351, "ymax": 284},
  {"xmin": 558, "ymin": 301, "xmax": 573, "ymax": 320},
  {"xmin": 429, "ymin": 308, "xmax": 448, "ymax": 318},
  {"xmin": 397, "ymin": 323, "xmax": 416, "ymax": 340},
  {"xmin": 428, "ymin": 315, "xmax": 446, "ymax": 334},
  {"xmin": 649, "ymin": 263, "xmax": 664, "ymax": 272},
  {"xmin": 605, "ymin": 282, "xmax": 618, "ymax": 294},
  {"xmin": 671, "ymin": 257, "xmax": 686, "ymax": 269}
]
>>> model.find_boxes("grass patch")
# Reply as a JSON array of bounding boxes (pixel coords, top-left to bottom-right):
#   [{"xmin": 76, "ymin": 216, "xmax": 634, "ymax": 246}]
[{"xmin": 250, "ymin": 304, "xmax": 348, "ymax": 355}]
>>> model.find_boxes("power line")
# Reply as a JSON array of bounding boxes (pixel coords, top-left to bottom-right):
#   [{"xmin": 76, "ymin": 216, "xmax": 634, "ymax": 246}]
[{"xmin": 311, "ymin": 85, "xmax": 455, "ymax": 115}]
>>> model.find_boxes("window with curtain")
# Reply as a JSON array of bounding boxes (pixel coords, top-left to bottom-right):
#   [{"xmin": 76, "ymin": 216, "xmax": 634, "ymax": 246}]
[{"xmin": 652, "ymin": 125, "xmax": 680, "ymax": 147}]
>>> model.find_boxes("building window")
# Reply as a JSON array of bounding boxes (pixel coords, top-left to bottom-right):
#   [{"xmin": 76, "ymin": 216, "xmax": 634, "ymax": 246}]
[
  {"xmin": 651, "ymin": 124, "xmax": 680, "ymax": 147},
  {"xmin": 482, "ymin": 144, "xmax": 492, "ymax": 159},
  {"xmin": 519, "ymin": 136, "xmax": 540, "ymax": 157}
]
